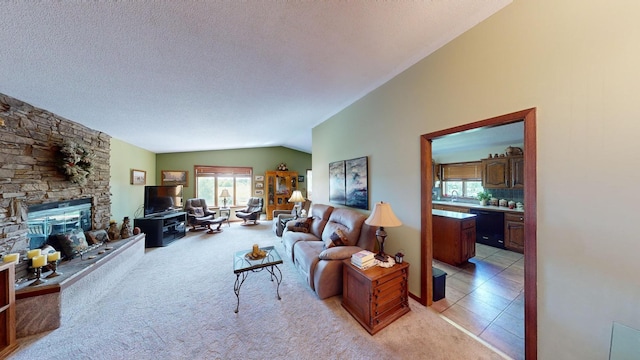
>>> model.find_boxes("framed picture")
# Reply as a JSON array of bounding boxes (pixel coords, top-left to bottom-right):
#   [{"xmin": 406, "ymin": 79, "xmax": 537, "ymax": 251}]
[
  {"xmin": 329, "ymin": 160, "xmax": 346, "ymax": 205},
  {"xmin": 345, "ymin": 156, "xmax": 368, "ymax": 210},
  {"xmin": 255, "ymin": 175, "xmax": 264, "ymax": 182},
  {"xmin": 255, "ymin": 182, "xmax": 264, "ymax": 189},
  {"xmin": 255, "ymin": 189, "xmax": 264, "ymax": 196},
  {"xmin": 298, "ymin": 175, "xmax": 305, "ymax": 182},
  {"xmin": 130, "ymin": 169, "xmax": 146, "ymax": 185},
  {"xmin": 161, "ymin": 170, "xmax": 188, "ymax": 186}
]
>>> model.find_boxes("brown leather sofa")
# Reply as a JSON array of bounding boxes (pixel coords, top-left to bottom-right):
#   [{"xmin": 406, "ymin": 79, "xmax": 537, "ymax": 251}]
[{"xmin": 282, "ymin": 204, "xmax": 375, "ymax": 299}]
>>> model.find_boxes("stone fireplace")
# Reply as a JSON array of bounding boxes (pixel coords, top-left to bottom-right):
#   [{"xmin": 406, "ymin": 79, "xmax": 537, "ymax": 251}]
[{"xmin": 0, "ymin": 93, "xmax": 111, "ymax": 258}]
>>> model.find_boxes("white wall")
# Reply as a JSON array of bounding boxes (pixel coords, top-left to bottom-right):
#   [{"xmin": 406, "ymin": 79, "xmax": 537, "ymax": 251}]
[{"xmin": 312, "ymin": 0, "xmax": 640, "ymax": 358}]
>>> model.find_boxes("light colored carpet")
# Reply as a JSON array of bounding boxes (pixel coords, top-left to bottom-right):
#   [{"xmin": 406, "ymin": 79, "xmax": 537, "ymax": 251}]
[{"xmin": 9, "ymin": 221, "xmax": 509, "ymax": 359}]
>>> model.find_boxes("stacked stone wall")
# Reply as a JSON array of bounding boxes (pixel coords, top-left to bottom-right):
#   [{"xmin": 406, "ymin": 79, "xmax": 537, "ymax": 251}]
[{"xmin": 0, "ymin": 93, "xmax": 111, "ymax": 254}]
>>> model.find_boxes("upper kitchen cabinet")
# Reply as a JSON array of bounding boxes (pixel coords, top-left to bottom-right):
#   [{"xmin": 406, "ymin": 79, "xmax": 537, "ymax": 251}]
[
  {"xmin": 482, "ymin": 155, "xmax": 524, "ymax": 189},
  {"xmin": 482, "ymin": 157, "xmax": 509, "ymax": 188},
  {"xmin": 510, "ymin": 156, "xmax": 525, "ymax": 188}
]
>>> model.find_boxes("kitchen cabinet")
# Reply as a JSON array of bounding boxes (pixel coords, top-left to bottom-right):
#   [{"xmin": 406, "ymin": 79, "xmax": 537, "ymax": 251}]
[
  {"xmin": 432, "ymin": 210, "xmax": 476, "ymax": 266},
  {"xmin": 482, "ymin": 155, "xmax": 524, "ymax": 189},
  {"xmin": 510, "ymin": 156, "xmax": 525, "ymax": 188},
  {"xmin": 504, "ymin": 212, "xmax": 525, "ymax": 253},
  {"xmin": 482, "ymin": 157, "xmax": 509, "ymax": 188}
]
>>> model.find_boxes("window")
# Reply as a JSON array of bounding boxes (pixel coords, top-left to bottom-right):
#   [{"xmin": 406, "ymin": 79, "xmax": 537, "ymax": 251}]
[
  {"xmin": 194, "ymin": 166, "xmax": 252, "ymax": 207},
  {"xmin": 440, "ymin": 162, "xmax": 484, "ymax": 199}
]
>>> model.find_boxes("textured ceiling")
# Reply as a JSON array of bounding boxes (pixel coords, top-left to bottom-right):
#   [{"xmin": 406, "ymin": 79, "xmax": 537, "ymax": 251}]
[{"xmin": 0, "ymin": 1, "xmax": 511, "ymax": 154}]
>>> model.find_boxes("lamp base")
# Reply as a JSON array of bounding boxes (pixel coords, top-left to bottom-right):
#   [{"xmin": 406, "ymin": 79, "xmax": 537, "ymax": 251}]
[{"xmin": 375, "ymin": 253, "xmax": 388, "ymax": 262}]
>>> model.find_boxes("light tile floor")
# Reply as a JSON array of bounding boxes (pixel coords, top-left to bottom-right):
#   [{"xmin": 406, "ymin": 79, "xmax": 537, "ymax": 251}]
[{"xmin": 432, "ymin": 243, "xmax": 525, "ymax": 360}]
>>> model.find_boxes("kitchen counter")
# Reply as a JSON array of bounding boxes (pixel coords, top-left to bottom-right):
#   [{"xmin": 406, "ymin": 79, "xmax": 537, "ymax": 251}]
[
  {"xmin": 432, "ymin": 209, "xmax": 477, "ymax": 219},
  {"xmin": 433, "ymin": 200, "xmax": 524, "ymax": 213}
]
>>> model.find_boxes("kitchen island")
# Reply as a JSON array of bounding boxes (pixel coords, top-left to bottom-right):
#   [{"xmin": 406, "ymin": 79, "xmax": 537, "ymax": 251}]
[{"xmin": 432, "ymin": 209, "xmax": 477, "ymax": 266}]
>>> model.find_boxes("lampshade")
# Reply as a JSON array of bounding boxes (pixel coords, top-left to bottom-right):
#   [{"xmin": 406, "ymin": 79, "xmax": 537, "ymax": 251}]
[
  {"xmin": 288, "ymin": 190, "xmax": 305, "ymax": 203},
  {"xmin": 365, "ymin": 202, "xmax": 402, "ymax": 227},
  {"xmin": 220, "ymin": 189, "xmax": 231, "ymax": 198}
]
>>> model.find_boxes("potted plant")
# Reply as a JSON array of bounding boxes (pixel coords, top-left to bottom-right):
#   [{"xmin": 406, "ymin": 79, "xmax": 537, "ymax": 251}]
[{"xmin": 477, "ymin": 190, "xmax": 492, "ymax": 206}]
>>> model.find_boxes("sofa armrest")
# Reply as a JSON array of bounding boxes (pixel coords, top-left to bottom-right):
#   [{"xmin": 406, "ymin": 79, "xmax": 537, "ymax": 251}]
[
  {"xmin": 318, "ymin": 246, "xmax": 363, "ymax": 260},
  {"xmin": 273, "ymin": 210, "xmax": 292, "ymax": 218}
]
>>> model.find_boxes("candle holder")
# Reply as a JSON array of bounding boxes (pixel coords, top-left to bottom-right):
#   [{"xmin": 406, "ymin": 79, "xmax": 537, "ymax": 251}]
[
  {"xmin": 46, "ymin": 259, "xmax": 63, "ymax": 278},
  {"xmin": 30, "ymin": 263, "xmax": 47, "ymax": 286}
]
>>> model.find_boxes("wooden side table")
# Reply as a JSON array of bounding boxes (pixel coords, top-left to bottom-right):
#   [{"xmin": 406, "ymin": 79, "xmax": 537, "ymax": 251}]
[{"xmin": 342, "ymin": 260, "xmax": 410, "ymax": 335}]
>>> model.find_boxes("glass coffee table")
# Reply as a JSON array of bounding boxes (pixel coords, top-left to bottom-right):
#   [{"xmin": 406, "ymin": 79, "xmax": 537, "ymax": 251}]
[{"xmin": 233, "ymin": 245, "xmax": 283, "ymax": 313}]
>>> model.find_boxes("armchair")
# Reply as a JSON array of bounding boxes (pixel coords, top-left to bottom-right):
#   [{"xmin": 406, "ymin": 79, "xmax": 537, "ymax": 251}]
[
  {"xmin": 184, "ymin": 198, "xmax": 216, "ymax": 231},
  {"xmin": 235, "ymin": 197, "xmax": 264, "ymax": 225},
  {"xmin": 272, "ymin": 200, "xmax": 312, "ymax": 237}
]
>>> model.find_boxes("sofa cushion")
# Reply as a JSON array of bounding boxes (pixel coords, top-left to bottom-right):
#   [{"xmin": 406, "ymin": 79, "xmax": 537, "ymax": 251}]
[
  {"xmin": 293, "ymin": 241, "xmax": 324, "ymax": 289},
  {"xmin": 323, "ymin": 228, "xmax": 348, "ymax": 248},
  {"xmin": 318, "ymin": 245, "xmax": 363, "ymax": 260},
  {"xmin": 291, "ymin": 217, "xmax": 313, "ymax": 233},
  {"xmin": 321, "ymin": 208, "xmax": 366, "ymax": 246}
]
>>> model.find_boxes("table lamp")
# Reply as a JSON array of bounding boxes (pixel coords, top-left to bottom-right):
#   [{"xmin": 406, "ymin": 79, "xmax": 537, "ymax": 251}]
[
  {"xmin": 288, "ymin": 190, "xmax": 305, "ymax": 218},
  {"xmin": 220, "ymin": 189, "xmax": 231, "ymax": 208},
  {"xmin": 365, "ymin": 201, "xmax": 402, "ymax": 262}
]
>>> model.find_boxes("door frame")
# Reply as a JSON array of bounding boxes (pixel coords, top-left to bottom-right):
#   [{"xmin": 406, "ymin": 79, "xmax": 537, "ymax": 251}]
[{"xmin": 419, "ymin": 108, "xmax": 537, "ymax": 359}]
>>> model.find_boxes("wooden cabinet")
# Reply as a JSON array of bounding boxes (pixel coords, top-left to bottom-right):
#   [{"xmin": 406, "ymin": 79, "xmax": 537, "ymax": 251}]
[
  {"xmin": 510, "ymin": 156, "xmax": 525, "ymax": 188},
  {"xmin": 432, "ymin": 211, "xmax": 476, "ymax": 266},
  {"xmin": 342, "ymin": 261, "xmax": 410, "ymax": 335},
  {"xmin": 432, "ymin": 204, "xmax": 470, "ymax": 213},
  {"xmin": 505, "ymin": 212, "xmax": 525, "ymax": 253},
  {"xmin": 482, "ymin": 157, "xmax": 509, "ymax": 188},
  {"xmin": 265, "ymin": 171, "xmax": 298, "ymax": 220},
  {"xmin": 0, "ymin": 262, "xmax": 17, "ymax": 358},
  {"xmin": 482, "ymin": 155, "xmax": 524, "ymax": 189}
]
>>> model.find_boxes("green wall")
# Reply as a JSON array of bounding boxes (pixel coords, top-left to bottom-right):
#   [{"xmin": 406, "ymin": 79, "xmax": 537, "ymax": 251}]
[
  {"xmin": 156, "ymin": 146, "xmax": 311, "ymax": 205},
  {"xmin": 110, "ymin": 144, "xmax": 311, "ymax": 219},
  {"xmin": 312, "ymin": 0, "xmax": 640, "ymax": 358},
  {"xmin": 109, "ymin": 138, "xmax": 157, "ymax": 222}
]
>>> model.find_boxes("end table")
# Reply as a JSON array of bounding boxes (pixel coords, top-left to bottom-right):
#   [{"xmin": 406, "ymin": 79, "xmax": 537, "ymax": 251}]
[{"xmin": 342, "ymin": 260, "xmax": 410, "ymax": 334}]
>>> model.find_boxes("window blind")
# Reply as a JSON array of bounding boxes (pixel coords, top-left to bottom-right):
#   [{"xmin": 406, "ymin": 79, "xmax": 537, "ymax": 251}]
[
  {"xmin": 194, "ymin": 166, "xmax": 252, "ymax": 177},
  {"xmin": 441, "ymin": 162, "xmax": 482, "ymax": 180}
]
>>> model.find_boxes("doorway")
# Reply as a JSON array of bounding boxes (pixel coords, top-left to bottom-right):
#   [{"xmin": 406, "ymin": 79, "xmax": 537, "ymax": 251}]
[{"xmin": 419, "ymin": 108, "xmax": 537, "ymax": 359}]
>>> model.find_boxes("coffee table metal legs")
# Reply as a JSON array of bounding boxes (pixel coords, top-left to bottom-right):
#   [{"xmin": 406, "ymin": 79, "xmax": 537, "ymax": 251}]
[{"xmin": 234, "ymin": 264, "xmax": 282, "ymax": 313}]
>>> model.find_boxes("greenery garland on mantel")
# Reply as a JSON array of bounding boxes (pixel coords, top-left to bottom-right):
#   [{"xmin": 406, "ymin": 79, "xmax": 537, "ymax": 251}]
[{"xmin": 57, "ymin": 140, "xmax": 94, "ymax": 185}]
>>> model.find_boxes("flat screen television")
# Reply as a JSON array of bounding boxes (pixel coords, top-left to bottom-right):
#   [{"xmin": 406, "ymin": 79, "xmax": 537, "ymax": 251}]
[{"xmin": 144, "ymin": 185, "xmax": 183, "ymax": 217}]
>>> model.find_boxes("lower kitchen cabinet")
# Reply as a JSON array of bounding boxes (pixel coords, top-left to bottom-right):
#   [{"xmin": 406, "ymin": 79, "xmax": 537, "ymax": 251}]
[
  {"xmin": 432, "ymin": 210, "xmax": 476, "ymax": 266},
  {"xmin": 505, "ymin": 212, "xmax": 525, "ymax": 253}
]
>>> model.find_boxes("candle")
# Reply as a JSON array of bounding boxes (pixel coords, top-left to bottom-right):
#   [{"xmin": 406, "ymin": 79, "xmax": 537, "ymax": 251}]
[
  {"xmin": 3, "ymin": 253, "xmax": 19, "ymax": 264},
  {"xmin": 47, "ymin": 251, "xmax": 61, "ymax": 262},
  {"xmin": 27, "ymin": 249, "xmax": 41, "ymax": 259},
  {"xmin": 32, "ymin": 254, "xmax": 46, "ymax": 268}
]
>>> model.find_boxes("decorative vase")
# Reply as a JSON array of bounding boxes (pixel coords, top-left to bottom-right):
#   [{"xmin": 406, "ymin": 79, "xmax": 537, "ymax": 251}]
[
  {"xmin": 480, "ymin": 199, "xmax": 488, "ymax": 206},
  {"xmin": 108, "ymin": 222, "xmax": 120, "ymax": 241}
]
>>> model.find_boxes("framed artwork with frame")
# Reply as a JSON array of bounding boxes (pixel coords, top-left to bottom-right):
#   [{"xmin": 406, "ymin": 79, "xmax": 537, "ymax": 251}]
[
  {"xmin": 161, "ymin": 170, "xmax": 188, "ymax": 186},
  {"xmin": 255, "ymin": 189, "xmax": 264, "ymax": 196},
  {"xmin": 255, "ymin": 175, "xmax": 264, "ymax": 182},
  {"xmin": 131, "ymin": 169, "xmax": 146, "ymax": 185}
]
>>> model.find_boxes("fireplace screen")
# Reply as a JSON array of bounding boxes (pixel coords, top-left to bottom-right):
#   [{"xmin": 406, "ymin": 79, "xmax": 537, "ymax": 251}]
[{"xmin": 27, "ymin": 198, "xmax": 92, "ymax": 249}]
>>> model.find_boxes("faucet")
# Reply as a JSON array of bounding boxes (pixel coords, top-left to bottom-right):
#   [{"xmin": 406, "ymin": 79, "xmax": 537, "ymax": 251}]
[{"xmin": 450, "ymin": 190, "xmax": 459, "ymax": 202}]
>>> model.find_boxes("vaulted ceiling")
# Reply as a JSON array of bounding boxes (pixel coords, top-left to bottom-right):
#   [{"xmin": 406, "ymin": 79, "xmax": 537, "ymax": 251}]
[{"xmin": 0, "ymin": 1, "xmax": 511, "ymax": 154}]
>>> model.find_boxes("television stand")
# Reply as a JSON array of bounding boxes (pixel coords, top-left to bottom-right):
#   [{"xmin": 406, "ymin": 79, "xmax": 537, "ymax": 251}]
[{"xmin": 134, "ymin": 211, "xmax": 187, "ymax": 248}]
